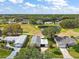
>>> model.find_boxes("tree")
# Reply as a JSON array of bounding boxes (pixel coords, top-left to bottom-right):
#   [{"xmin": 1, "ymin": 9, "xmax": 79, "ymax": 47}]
[
  {"xmin": 60, "ymin": 19, "xmax": 79, "ymax": 29},
  {"xmin": 3, "ymin": 23, "xmax": 23, "ymax": 36},
  {"xmin": 25, "ymin": 48, "xmax": 42, "ymax": 59},
  {"xmin": 42, "ymin": 26, "xmax": 61, "ymax": 39},
  {"xmin": 15, "ymin": 47, "xmax": 49, "ymax": 59},
  {"xmin": 30, "ymin": 19, "xmax": 37, "ymax": 24}
]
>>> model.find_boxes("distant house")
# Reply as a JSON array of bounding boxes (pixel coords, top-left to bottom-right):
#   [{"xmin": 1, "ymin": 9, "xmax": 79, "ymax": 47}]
[
  {"xmin": 44, "ymin": 22, "xmax": 52, "ymax": 24},
  {"xmin": 8, "ymin": 18, "xmax": 30, "ymax": 24},
  {"xmin": 53, "ymin": 17, "xmax": 63, "ymax": 22},
  {"xmin": 36, "ymin": 20, "xmax": 43, "ymax": 25},
  {"xmin": 21, "ymin": 18, "xmax": 30, "ymax": 24},
  {"xmin": 31, "ymin": 36, "xmax": 48, "ymax": 48},
  {"xmin": 8, "ymin": 19, "xmax": 16, "ymax": 24},
  {"xmin": 36, "ymin": 18, "xmax": 53, "ymax": 24},
  {"xmin": 43, "ymin": 18, "xmax": 53, "ymax": 24}
]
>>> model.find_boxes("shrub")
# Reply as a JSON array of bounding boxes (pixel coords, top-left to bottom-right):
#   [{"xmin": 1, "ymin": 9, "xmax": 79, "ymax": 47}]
[
  {"xmin": 72, "ymin": 44, "xmax": 79, "ymax": 52},
  {"xmin": 53, "ymin": 48, "xmax": 62, "ymax": 55}
]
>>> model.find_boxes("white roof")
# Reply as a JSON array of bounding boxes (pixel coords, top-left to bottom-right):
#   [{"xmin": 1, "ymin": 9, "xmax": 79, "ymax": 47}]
[
  {"xmin": 14, "ymin": 35, "xmax": 27, "ymax": 44},
  {"xmin": 41, "ymin": 39, "xmax": 48, "ymax": 44},
  {"xmin": 4, "ymin": 36, "xmax": 18, "ymax": 42},
  {"xmin": 4, "ymin": 35, "xmax": 27, "ymax": 44}
]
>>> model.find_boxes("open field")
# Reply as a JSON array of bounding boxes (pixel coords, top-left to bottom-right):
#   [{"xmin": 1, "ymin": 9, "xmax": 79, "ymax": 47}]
[
  {"xmin": 58, "ymin": 29, "xmax": 79, "ymax": 37},
  {"xmin": 0, "ymin": 24, "xmax": 42, "ymax": 36},
  {"xmin": 21, "ymin": 24, "xmax": 42, "ymax": 35}
]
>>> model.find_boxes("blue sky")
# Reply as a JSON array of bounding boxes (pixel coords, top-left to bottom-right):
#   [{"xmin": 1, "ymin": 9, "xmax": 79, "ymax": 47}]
[{"xmin": 0, "ymin": 0, "xmax": 79, "ymax": 14}]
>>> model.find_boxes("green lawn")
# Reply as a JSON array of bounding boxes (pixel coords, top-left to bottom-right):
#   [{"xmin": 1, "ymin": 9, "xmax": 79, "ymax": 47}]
[
  {"xmin": 60, "ymin": 28, "xmax": 68, "ymax": 32},
  {"xmin": 14, "ymin": 48, "xmax": 26, "ymax": 59},
  {"xmin": 21, "ymin": 24, "xmax": 40, "ymax": 35},
  {"xmin": 68, "ymin": 47, "xmax": 79, "ymax": 58},
  {"xmin": 73, "ymin": 28, "xmax": 79, "ymax": 32},
  {"xmin": 0, "ymin": 40, "xmax": 12, "ymax": 58},
  {"xmin": 45, "ymin": 48, "xmax": 63, "ymax": 58},
  {"xmin": 0, "ymin": 48, "xmax": 11, "ymax": 58}
]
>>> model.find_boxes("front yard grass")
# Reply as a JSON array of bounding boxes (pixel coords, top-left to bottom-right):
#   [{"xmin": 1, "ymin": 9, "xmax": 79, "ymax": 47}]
[
  {"xmin": 45, "ymin": 48, "xmax": 63, "ymax": 58},
  {"xmin": 60, "ymin": 28, "xmax": 68, "ymax": 32},
  {"xmin": 0, "ymin": 40, "xmax": 12, "ymax": 58},
  {"xmin": 68, "ymin": 47, "xmax": 79, "ymax": 58},
  {"xmin": 0, "ymin": 48, "xmax": 11, "ymax": 58}
]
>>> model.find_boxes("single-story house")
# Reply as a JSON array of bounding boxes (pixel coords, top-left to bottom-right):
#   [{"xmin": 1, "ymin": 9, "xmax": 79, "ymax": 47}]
[
  {"xmin": 14, "ymin": 35, "xmax": 27, "ymax": 48},
  {"xmin": 31, "ymin": 36, "xmax": 48, "ymax": 48},
  {"xmin": 54, "ymin": 36, "xmax": 77, "ymax": 48},
  {"xmin": 4, "ymin": 36, "xmax": 18, "ymax": 42},
  {"xmin": 4, "ymin": 35, "xmax": 27, "ymax": 48}
]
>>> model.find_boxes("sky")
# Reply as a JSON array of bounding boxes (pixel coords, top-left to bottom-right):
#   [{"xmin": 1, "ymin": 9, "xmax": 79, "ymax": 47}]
[{"xmin": 0, "ymin": 0, "xmax": 79, "ymax": 14}]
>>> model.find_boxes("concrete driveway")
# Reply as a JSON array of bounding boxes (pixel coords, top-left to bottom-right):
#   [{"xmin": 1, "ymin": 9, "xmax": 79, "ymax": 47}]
[
  {"xmin": 60, "ymin": 48, "xmax": 73, "ymax": 59},
  {"xmin": 6, "ymin": 35, "xmax": 27, "ymax": 59}
]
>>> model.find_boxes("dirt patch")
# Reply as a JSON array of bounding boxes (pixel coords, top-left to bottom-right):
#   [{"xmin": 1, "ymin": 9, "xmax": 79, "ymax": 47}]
[{"xmin": 58, "ymin": 29, "xmax": 79, "ymax": 37}]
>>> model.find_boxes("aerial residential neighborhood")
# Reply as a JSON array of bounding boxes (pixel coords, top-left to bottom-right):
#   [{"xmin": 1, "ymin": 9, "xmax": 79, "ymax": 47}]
[
  {"xmin": 0, "ymin": 14, "xmax": 79, "ymax": 59},
  {"xmin": 0, "ymin": 0, "xmax": 79, "ymax": 59}
]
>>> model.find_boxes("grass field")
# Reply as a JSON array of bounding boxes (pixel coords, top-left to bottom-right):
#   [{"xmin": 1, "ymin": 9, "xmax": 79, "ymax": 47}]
[
  {"xmin": 21, "ymin": 24, "xmax": 41, "ymax": 35},
  {"xmin": 58, "ymin": 29, "xmax": 79, "ymax": 37},
  {"xmin": 0, "ymin": 48, "xmax": 11, "ymax": 58},
  {"xmin": 0, "ymin": 24, "xmax": 41, "ymax": 35}
]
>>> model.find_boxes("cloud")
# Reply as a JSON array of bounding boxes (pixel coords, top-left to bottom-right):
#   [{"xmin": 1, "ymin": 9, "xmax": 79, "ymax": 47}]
[
  {"xmin": 52, "ymin": 0, "xmax": 68, "ymax": 7},
  {"xmin": 9, "ymin": 0, "xmax": 23, "ymax": 3},
  {"xmin": 5, "ymin": 7, "xmax": 12, "ymax": 10},
  {"xmin": 0, "ymin": 0, "xmax": 6, "ymax": 2},
  {"xmin": 39, "ymin": 0, "xmax": 68, "ymax": 7},
  {"xmin": 24, "ymin": 2, "xmax": 36, "ymax": 8}
]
